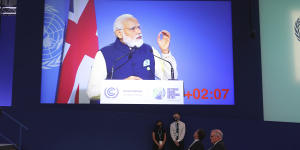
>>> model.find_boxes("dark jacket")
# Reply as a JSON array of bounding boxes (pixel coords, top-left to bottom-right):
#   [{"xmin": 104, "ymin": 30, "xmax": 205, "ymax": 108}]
[
  {"xmin": 209, "ymin": 141, "xmax": 226, "ymax": 150},
  {"xmin": 189, "ymin": 140, "xmax": 204, "ymax": 150}
]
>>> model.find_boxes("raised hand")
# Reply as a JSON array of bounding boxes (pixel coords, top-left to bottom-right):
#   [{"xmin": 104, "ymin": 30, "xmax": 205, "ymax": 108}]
[{"xmin": 157, "ymin": 30, "xmax": 171, "ymax": 54}]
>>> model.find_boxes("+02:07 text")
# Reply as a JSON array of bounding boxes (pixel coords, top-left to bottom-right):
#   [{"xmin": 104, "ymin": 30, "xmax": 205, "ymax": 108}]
[{"xmin": 184, "ymin": 88, "xmax": 229, "ymax": 100}]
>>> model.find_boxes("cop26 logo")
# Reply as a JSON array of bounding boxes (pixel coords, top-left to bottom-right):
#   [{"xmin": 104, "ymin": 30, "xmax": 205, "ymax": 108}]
[
  {"xmin": 295, "ymin": 17, "xmax": 300, "ymax": 42},
  {"xmin": 104, "ymin": 87, "xmax": 119, "ymax": 98},
  {"xmin": 42, "ymin": 5, "xmax": 65, "ymax": 69}
]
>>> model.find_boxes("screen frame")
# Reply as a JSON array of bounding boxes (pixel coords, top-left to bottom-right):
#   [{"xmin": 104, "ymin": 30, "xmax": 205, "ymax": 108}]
[{"xmin": 13, "ymin": 0, "xmax": 263, "ymax": 120}]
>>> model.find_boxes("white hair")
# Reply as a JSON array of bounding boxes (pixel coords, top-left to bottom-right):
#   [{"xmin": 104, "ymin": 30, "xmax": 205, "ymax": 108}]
[
  {"xmin": 212, "ymin": 129, "xmax": 223, "ymax": 139},
  {"xmin": 113, "ymin": 14, "xmax": 136, "ymax": 32}
]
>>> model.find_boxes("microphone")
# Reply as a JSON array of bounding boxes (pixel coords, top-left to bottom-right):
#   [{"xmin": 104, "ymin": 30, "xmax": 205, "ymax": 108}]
[
  {"xmin": 149, "ymin": 49, "xmax": 175, "ymax": 80},
  {"xmin": 110, "ymin": 49, "xmax": 134, "ymax": 79}
]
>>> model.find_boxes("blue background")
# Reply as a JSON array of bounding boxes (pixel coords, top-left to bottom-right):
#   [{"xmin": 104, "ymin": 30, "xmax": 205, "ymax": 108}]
[
  {"xmin": 94, "ymin": 1, "xmax": 234, "ymax": 105},
  {"xmin": 0, "ymin": 16, "xmax": 16, "ymax": 106},
  {"xmin": 40, "ymin": 0, "xmax": 69, "ymax": 103}
]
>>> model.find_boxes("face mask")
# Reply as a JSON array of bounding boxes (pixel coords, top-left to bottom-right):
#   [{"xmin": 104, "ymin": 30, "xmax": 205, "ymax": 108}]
[{"xmin": 174, "ymin": 117, "xmax": 178, "ymax": 121}]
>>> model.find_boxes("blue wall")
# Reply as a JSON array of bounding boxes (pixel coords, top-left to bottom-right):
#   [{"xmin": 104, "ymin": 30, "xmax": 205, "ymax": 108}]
[
  {"xmin": 0, "ymin": 16, "xmax": 16, "ymax": 106},
  {"xmin": 1, "ymin": 0, "xmax": 299, "ymax": 150}
]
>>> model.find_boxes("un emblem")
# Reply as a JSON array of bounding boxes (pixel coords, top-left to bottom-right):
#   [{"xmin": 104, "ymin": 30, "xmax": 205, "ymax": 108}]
[
  {"xmin": 295, "ymin": 17, "xmax": 300, "ymax": 42},
  {"xmin": 105, "ymin": 87, "xmax": 119, "ymax": 98},
  {"xmin": 42, "ymin": 5, "xmax": 65, "ymax": 69}
]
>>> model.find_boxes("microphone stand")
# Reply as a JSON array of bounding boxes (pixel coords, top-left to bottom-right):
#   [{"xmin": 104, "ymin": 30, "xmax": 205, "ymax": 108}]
[{"xmin": 150, "ymin": 49, "xmax": 175, "ymax": 80}]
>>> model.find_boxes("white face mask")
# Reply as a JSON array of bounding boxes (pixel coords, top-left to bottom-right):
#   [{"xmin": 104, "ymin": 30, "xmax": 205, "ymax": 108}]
[{"xmin": 122, "ymin": 31, "xmax": 144, "ymax": 48}]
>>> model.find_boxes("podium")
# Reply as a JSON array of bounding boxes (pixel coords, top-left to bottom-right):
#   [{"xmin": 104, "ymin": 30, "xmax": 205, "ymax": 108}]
[{"xmin": 100, "ymin": 80, "xmax": 184, "ymax": 104}]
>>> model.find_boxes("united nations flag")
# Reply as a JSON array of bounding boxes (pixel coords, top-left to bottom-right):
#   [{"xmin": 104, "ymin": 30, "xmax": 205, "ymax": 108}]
[
  {"xmin": 295, "ymin": 17, "xmax": 300, "ymax": 42},
  {"xmin": 292, "ymin": 12, "xmax": 300, "ymax": 82},
  {"xmin": 41, "ymin": 0, "xmax": 69, "ymax": 103},
  {"xmin": 42, "ymin": 4, "xmax": 65, "ymax": 69}
]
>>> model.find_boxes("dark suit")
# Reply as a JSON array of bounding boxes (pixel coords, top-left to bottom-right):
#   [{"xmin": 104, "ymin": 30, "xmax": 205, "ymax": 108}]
[
  {"xmin": 188, "ymin": 140, "xmax": 204, "ymax": 150},
  {"xmin": 170, "ymin": 140, "xmax": 184, "ymax": 150},
  {"xmin": 208, "ymin": 141, "xmax": 226, "ymax": 150}
]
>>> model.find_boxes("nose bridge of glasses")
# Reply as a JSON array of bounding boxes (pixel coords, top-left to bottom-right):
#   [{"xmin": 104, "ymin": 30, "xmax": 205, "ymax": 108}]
[{"xmin": 131, "ymin": 25, "xmax": 141, "ymax": 31}]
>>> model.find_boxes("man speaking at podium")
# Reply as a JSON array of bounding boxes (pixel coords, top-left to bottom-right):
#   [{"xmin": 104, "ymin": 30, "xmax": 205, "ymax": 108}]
[{"xmin": 87, "ymin": 14, "xmax": 178, "ymax": 100}]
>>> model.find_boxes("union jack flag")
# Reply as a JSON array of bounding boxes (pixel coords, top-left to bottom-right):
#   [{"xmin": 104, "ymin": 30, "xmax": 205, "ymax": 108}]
[{"xmin": 56, "ymin": 0, "xmax": 99, "ymax": 103}]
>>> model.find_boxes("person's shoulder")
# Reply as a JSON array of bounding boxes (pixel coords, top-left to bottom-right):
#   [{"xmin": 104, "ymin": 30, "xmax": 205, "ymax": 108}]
[
  {"xmin": 192, "ymin": 141, "xmax": 204, "ymax": 150},
  {"xmin": 214, "ymin": 141, "xmax": 226, "ymax": 150},
  {"xmin": 216, "ymin": 141, "xmax": 225, "ymax": 146},
  {"xmin": 179, "ymin": 120, "xmax": 186, "ymax": 125},
  {"xmin": 94, "ymin": 50, "xmax": 103, "ymax": 58},
  {"xmin": 170, "ymin": 122, "xmax": 175, "ymax": 127},
  {"xmin": 194, "ymin": 140, "xmax": 203, "ymax": 146},
  {"xmin": 100, "ymin": 42, "xmax": 115, "ymax": 53},
  {"xmin": 196, "ymin": 141, "xmax": 204, "ymax": 148}
]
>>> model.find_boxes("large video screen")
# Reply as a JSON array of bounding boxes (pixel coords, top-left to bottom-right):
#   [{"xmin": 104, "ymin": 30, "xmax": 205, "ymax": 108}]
[
  {"xmin": 41, "ymin": 0, "xmax": 234, "ymax": 105},
  {"xmin": 0, "ymin": 13, "xmax": 16, "ymax": 106}
]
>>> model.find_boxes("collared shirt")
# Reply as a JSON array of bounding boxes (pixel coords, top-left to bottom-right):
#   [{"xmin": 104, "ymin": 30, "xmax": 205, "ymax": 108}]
[
  {"xmin": 170, "ymin": 120, "xmax": 186, "ymax": 142},
  {"xmin": 87, "ymin": 44, "xmax": 178, "ymax": 99}
]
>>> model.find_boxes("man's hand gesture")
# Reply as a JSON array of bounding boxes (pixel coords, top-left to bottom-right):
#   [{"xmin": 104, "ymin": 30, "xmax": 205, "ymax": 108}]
[{"xmin": 157, "ymin": 30, "xmax": 171, "ymax": 54}]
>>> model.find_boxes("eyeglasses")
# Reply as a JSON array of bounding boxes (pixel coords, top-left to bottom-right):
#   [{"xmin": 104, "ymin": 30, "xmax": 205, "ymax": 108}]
[{"xmin": 122, "ymin": 25, "xmax": 141, "ymax": 32}]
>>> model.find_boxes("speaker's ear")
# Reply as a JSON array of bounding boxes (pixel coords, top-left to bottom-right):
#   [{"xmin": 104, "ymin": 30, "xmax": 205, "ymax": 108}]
[{"xmin": 114, "ymin": 30, "xmax": 123, "ymax": 40}]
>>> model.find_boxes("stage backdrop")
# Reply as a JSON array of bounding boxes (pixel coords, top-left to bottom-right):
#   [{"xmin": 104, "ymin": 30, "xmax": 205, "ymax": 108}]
[
  {"xmin": 0, "ymin": 16, "xmax": 16, "ymax": 106},
  {"xmin": 41, "ymin": 0, "xmax": 234, "ymax": 105},
  {"xmin": 260, "ymin": 0, "xmax": 300, "ymax": 123}
]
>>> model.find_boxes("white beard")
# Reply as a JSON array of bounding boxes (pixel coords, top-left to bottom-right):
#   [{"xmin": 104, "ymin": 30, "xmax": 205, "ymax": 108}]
[{"xmin": 122, "ymin": 31, "xmax": 144, "ymax": 48}]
